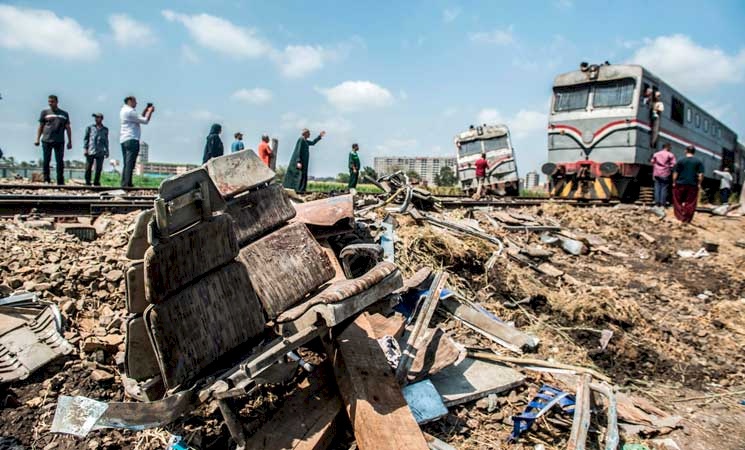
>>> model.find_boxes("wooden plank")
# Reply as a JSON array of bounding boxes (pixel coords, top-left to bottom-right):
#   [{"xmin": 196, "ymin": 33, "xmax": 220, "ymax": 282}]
[
  {"xmin": 330, "ymin": 312, "xmax": 429, "ymax": 450},
  {"xmin": 567, "ymin": 374, "xmax": 592, "ymax": 450},
  {"xmin": 439, "ymin": 296, "xmax": 538, "ymax": 352},
  {"xmin": 243, "ymin": 367, "xmax": 341, "ymax": 450}
]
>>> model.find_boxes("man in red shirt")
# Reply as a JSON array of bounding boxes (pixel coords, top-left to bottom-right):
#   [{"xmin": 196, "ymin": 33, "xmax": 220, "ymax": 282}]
[
  {"xmin": 257, "ymin": 134, "xmax": 272, "ymax": 167},
  {"xmin": 474, "ymin": 152, "xmax": 489, "ymax": 199}
]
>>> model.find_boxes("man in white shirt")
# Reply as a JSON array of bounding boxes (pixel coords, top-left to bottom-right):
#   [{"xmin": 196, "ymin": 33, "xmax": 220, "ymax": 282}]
[
  {"xmin": 119, "ymin": 96, "xmax": 154, "ymax": 187},
  {"xmin": 713, "ymin": 166, "xmax": 733, "ymax": 204}
]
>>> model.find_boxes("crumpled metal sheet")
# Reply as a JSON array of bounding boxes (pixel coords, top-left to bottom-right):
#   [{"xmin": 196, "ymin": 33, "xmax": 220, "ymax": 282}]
[{"xmin": 0, "ymin": 300, "xmax": 73, "ymax": 383}]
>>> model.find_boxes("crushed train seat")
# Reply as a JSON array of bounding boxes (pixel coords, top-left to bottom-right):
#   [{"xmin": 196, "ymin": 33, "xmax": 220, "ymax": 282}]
[
  {"xmin": 275, "ymin": 261, "xmax": 402, "ymax": 334},
  {"xmin": 226, "ymin": 184, "xmax": 296, "ymax": 246},
  {"xmin": 144, "ymin": 213, "xmax": 239, "ymax": 304},
  {"xmin": 204, "ymin": 149, "xmax": 276, "ymax": 198},
  {"xmin": 237, "ymin": 222, "xmax": 336, "ymax": 319},
  {"xmin": 144, "ymin": 261, "xmax": 266, "ymax": 390}
]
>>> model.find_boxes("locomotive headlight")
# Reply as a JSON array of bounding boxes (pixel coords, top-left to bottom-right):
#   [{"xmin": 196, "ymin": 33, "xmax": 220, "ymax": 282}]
[
  {"xmin": 599, "ymin": 162, "xmax": 619, "ymax": 177},
  {"xmin": 541, "ymin": 162, "xmax": 557, "ymax": 175}
]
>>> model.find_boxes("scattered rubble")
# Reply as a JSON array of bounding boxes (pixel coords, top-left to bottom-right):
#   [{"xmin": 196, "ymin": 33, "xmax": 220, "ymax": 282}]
[{"xmin": 1, "ymin": 165, "xmax": 744, "ymax": 450}]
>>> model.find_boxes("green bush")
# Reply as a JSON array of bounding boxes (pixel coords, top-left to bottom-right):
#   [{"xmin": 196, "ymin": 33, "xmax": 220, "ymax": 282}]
[
  {"xmin": 99, "ymin": 173, "xmax": 162, "ymax": 188},
  {"xmin": 306, "ymin": 181, "xmax": 383, "ymax": 194}
]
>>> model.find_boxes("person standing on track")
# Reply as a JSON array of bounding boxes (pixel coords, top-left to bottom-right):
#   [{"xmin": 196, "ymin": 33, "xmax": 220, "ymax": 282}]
[
  {"xmin": 82, "ymin": 113, "xmax": 109, "ymax": 186},
  {"xmin": 34, "ymin": 95, "xmax": 71, "ymax": 185},
  {"xmin": 283, "ymin": 128, "xmax": 325, "ymax": 194},
  {"xmin": 348, "ymin": 143, "xmax": 361, "ymax": 195},
  {"xmin": 257, "ymin": 134, "xmax": 272, "ymax": 166},
  {"xmin": 713, "ymin": 166, "xmax": 733, "ymax": 204},
  {"xmin": 672, "ymin": 145, "xmax": 704, "ymax": 223},
  {"xmin": 473, "ymin": 152, "xmax": 489, "ymax": 200},
  {"xmin": 202, "ymin": 124, "xmax": 224, "ymax": 163},
  {"xmin": 651, "ymin": 143, "xmax": 676, "ymax": 207},
  {"xmin": 119, "ymin": 96, "xmax": 154, "ymax": 187},
  {"xmin": 231, "ymin": 132, "xmax": 245, "ymax": 153}
]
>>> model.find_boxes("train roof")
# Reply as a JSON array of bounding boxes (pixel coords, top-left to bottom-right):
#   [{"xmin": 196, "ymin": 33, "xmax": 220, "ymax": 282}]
[
  {"xmin": 553, "ymin": 64, "xmax": 643, "ymax": 87},
  {"xmin": 553, "ymin": 63, "xmax": 738, "ymax": 139},
  {"xmin": 455, "ymin": 124, "xmax": 510, "ymax": 143}
]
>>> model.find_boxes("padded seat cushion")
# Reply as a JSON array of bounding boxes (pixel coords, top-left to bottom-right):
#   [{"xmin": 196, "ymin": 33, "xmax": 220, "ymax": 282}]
[
  {"xmin": 275, "ymin": 261, "xmax": 398, "ymax": 323},
  {"xmin": 238, "ymin": 222, "xmax": 335, "ymax": 319},
  {"xmin": 126, "ymin": 261, "xmax": 146, "ymax": 314},
  {"xmin": 144, "ymin": 213, "xmax": 239, "ymax": 304},
  {"xmin": 144, "ymin": 261, "xmax": 266, "ymax": 390},
  {"xmin": 125, "ymin": 316, "xmax": 161, "ymax": 381},
  {"xmin": 226, "ymin": 184, "xmax": 296, "ymax": 246}
]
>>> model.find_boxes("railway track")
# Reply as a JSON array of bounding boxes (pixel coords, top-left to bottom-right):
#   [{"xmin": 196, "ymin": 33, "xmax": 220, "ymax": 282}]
[
  {"xmin": 0, "ymin": 183, "xmax": 158, "ymax": 193},
  {"xmin": 0, "ymin": 194, "xmax": 154, "ymax": 217},
  {"xmin": 0, "ymin": 189, "xmax": 622, "ymax": 218}
]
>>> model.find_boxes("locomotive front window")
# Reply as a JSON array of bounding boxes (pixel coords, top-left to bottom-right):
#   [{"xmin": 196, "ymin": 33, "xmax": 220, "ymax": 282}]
[
  {"xmin": 458, "ymin": 141, "xmax": 483, "ymax": 157},
  {"xmin": 592, "ymin": 78, "xmax": 635, "ymax": 108},
  {"xmin": 553, "ymin": 84, "xmax": 589, "ymax": 111},
  {"xmin": 482, "ymin": 135, "xmax": 509, "ymax": 151}
]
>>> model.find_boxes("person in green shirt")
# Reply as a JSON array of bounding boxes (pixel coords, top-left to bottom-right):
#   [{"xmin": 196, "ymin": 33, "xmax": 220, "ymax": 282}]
[
  {"xmin": 283, "ymin": 128, "xmax": 325, "ymax": 193},
  {"xmin": 348, "ymin": 143, "xmax": 361, "ymax": 195}
]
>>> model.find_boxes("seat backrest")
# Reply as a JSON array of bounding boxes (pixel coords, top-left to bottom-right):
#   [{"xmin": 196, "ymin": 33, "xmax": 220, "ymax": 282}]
[
  {"xmin": 144, "ymin": 213, "xmax": 239, "ymax": 304},
  {"xmin": 226, "ymin": 184, "xmax": 296, "ymax": 246},
  {"xmin": 204, "ymin": 149, "xmax": 276, "ymax": 198},
  {"xmin": 155, "ymin": 167, "xmax": 226, "ymax": 239},
  {"xmin": 238, "ymin": 222, "xmax": 335, "ymax": 319},
  {"xmin": 144, "ymin": 261, "xmax": 266, "ymax": 390}
]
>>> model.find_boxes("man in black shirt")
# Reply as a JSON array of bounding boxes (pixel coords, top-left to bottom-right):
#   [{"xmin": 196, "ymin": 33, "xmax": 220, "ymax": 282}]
[
  {"xmin": 34, "ymin": 95, "xmax": 72, "ymax": 185},
  {"xmin": 672, "ymin": 145, "xmax": 705, "ymax": 223}
]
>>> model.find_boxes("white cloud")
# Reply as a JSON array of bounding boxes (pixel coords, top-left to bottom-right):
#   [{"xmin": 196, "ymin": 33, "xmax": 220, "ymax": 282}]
[
  {"xmin": 0, "ymin": 5, "xmax": 99, "ymax": 60},
  {"xmin": 181, "ymin": 44, "xmax": 199, "ymax": 63},
  {"xmin": 469, "ymin": 26, "xmax": 515, "ymax": 46},
  {"xmin": 476, "ymin": 108, "xmax": 546, "ymax": 138},
  {"xmin": 191, "ymin": 110, "xmax": 221, "ymax": 121},
  {"xmin": 232, "ymin": 88, "xmax": 273, "ymax": 105},
  {"xmin": 318, "ymin": 81, "xmax": 394, "ymax": 112},
  {"xmin": 280, "ymin": 112, "xmax": 353, "ymax": 134},
  {"xmin": 274, "ymin": 45, "xmax": 327, "ymax": 78},
  {"xmin": 443, "ymin": 8, "xmax": 461, "ymax": 23},
  {"xmin": 553, "ymin": 0, "xmax": 574, "ymax": 9},
  {"xmin": 629, "ymin": 34, "xmax": 745, "ymax": 91},
  {"xmin": 162, "ymin": 10, "xmax": 271, "ymax": 59},
  {"xmin": 109, "ymin": 14, "xmax": 155, "ymax": 47}
]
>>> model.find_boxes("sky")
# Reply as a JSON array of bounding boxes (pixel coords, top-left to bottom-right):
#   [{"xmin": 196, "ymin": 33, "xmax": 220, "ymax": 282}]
[{"xmin": 1, "ymin": 0, "xmax": 744, "ymax": 178}]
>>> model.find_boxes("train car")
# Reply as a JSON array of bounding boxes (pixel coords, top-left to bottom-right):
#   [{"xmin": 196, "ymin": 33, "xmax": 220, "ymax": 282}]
[
  {"xmin": 454, "ymin": 124, "xmax": 520, "ymax": 196},
  {"xmin": 542, "ymin": 62, "xmax": 742, "ymax": 201}
]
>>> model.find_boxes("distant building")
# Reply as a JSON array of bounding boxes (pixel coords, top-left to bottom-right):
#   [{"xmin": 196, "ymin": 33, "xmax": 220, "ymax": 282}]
[
  {"xmin": 374, "ymin": 156, "xmax": 457, "ymax": 185},
  {"xmin": 136, "ymin": 142, "xmax": 149, "ymax": 165},
  {"xmin": 135, "ymin": 161, "xmax": 198, "ymax": 178},
  {"xmin": 524, "ymin": 171, "xmax": 540, "ymax": 190}
]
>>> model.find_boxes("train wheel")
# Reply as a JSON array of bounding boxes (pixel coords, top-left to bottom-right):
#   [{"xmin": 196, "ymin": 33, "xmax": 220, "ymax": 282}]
[{"xmin": 638, "ymin": 186, "xmax": 654, "ymax": 205}]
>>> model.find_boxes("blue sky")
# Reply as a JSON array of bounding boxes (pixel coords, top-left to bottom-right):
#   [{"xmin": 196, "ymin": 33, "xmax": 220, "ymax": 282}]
[{"xmin": 1, "ymin": 0, "xmax": 744, "ymax": 178}]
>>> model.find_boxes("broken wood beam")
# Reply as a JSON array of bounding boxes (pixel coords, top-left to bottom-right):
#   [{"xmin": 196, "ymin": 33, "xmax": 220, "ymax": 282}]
[
  {"xmin": 243, "ymin": 366, "xmax": 342, "ymax": 450},
  {"xmin": 567, "ymin": 374, "xmax": 592, "ymax": 450},
  {"xmin": 330, "ymin": 312, "xmax": 429, "ymax": 450},
  {"xmin": 467, "ymin": 351, "xmax": 611, "ymax": 383},
  {"xmin": 396, "ymin": 271, "xmax": 448, "ymax": 384},
  {"xmin": 439, "ymin": 296, "xmax": 538, "ymax": 353}
]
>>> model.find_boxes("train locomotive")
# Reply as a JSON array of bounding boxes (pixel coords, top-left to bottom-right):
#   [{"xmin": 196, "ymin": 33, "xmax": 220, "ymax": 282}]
[
  {"xmin": 454, "ymin": 124, "xmax": 520, "ymax": 196},
  {"xmin": 542, "ymin": 62, "xmax": 743, "ymax": 201}
]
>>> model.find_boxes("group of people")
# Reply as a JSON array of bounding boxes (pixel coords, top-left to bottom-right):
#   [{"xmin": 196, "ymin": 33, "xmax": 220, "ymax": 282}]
[
  {"xmin": 651, "ymin": 143, "xmax": 733, "ymax": 223},
  {"xmin": 34, "ymin": 94, "xmax": 363, "ymax": 193},
  {"xmin": 35, "ymin": 94, "xmax": 154, "ymax": 187}
]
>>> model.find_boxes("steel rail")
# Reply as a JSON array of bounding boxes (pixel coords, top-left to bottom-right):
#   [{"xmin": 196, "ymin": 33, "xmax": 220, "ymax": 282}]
[
  {"xmin": 0, "ymin": 197, "xmax": 153, "ymax": 217},
  {"xmin": 0, "ymin": 183, "xmax": 158, "ymax": 192}
]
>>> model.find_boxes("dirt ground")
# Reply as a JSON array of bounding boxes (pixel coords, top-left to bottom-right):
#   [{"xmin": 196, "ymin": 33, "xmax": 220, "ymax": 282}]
[{"xmin": 1, "ymin": 203, "xmax": 744, "ymax": 449}]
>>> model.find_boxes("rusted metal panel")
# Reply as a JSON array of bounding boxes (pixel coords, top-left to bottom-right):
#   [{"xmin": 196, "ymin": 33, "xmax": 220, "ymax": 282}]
[
  {"xmin": 204, "ymin": 149, "xmax": 276, "ymax": 198},
  {"xmin": 291, "ymin": 195, "xmax": 354, "ymax": 227}
]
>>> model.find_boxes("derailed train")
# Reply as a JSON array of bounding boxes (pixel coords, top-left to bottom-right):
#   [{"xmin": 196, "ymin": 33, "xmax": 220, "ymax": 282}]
[{"xmin": 542, "ymin": 62, "xmax": 744, "ymax": 201}]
